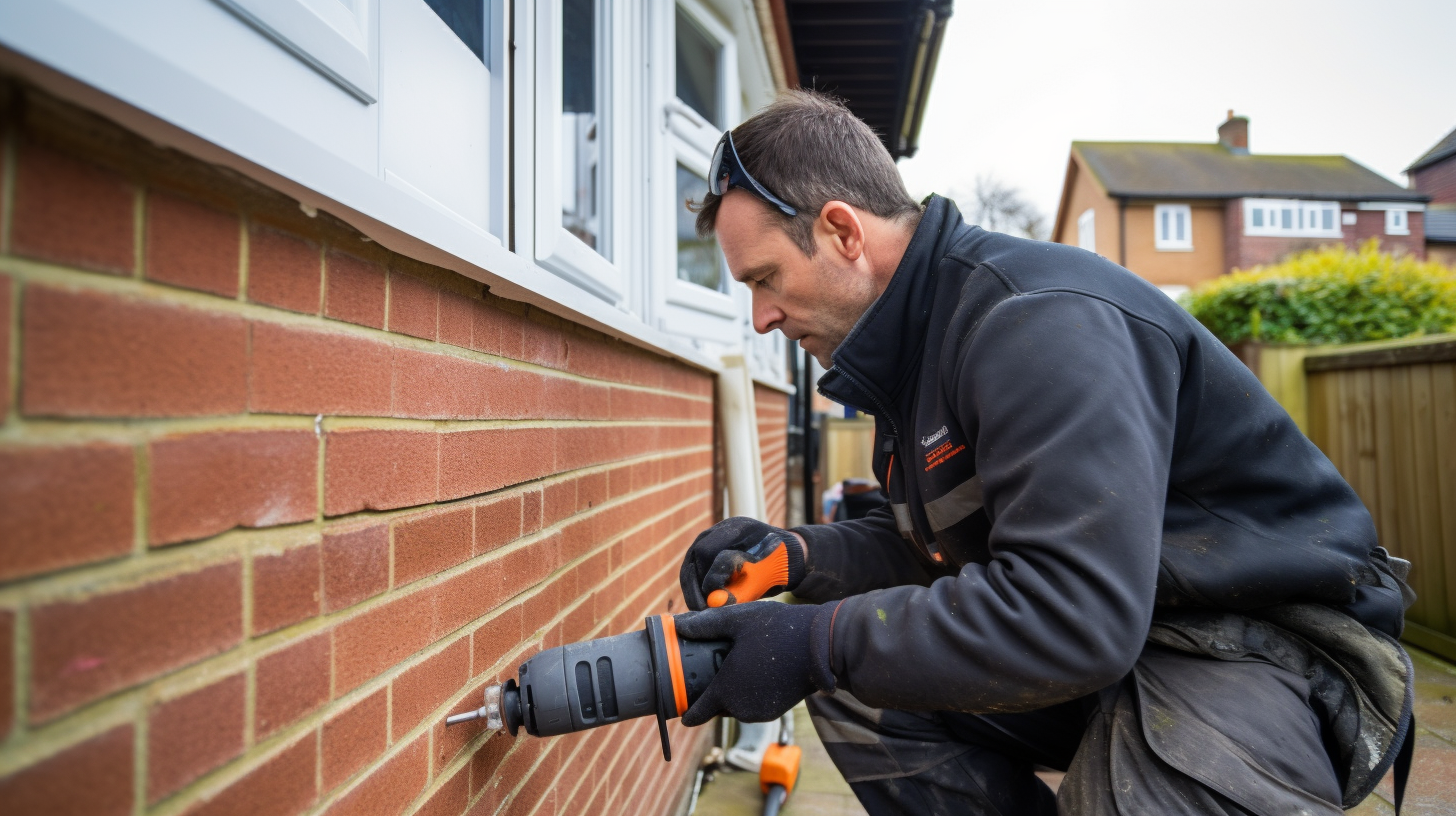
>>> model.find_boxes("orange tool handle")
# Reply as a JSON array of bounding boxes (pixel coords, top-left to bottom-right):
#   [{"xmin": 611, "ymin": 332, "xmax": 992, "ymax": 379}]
[
  {"xmin": 706, "ymin": 538, "xmax": 791, "ymax": 607},
  {"xmin": 759, "ymin": 743, "xmax": 802, "ymax": 795}
]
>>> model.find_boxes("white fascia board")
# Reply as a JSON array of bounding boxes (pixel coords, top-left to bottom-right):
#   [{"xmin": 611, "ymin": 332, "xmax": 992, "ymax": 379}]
[
  {"xmin": 0, "ymin": 3, "xmax": 721, "ymax": 374},
  {"xmin": 1356, "ymin": 201, "xmax": 1427, "ymax": 211}
]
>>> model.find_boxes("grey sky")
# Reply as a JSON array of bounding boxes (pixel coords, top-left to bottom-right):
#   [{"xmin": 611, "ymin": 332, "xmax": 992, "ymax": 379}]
[{"xmin": 897, "ymin": 0, "xmax": 1456, "ymax": 232}]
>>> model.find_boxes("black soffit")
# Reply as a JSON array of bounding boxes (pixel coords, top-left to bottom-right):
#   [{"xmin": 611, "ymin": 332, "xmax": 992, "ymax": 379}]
[{"xmin": 785, "ymin": 0, "xmax": 952, "ymax": 160}]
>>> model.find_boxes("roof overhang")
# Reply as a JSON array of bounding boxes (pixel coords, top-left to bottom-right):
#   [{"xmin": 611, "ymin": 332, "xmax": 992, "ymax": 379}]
[{"xmin": 783, "ymin": 0, "xmax": 952, "ymax": 159}]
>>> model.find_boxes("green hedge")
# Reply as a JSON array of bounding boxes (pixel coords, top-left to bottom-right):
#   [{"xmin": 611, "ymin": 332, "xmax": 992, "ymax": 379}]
[{"xmin": 1180, "ymin": 240, "xmax": 1456, "ymax": 345}]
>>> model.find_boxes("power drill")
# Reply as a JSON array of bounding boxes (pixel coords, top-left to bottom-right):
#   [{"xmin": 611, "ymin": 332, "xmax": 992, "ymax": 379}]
[
  {"xmin": 445, "ymin": 614, "xmax": 728, "ymax": 760},
  {"xmin": 444, "ymin": 535, "xmax": 796, "ymax": 760}
]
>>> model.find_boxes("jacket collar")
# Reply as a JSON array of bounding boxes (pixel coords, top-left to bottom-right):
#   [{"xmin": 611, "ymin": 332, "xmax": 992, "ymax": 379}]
[{"xmin": 817, "ymin": 195, "xmax": 966, "ymax": 417}]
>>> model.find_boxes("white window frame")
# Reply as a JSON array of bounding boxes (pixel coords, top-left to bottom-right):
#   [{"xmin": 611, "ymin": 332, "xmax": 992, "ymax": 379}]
[
  {"xmin": 650, "ymin": 0, "xmax": 742, "ymax": 341},
  {"xmin": 1243, "ymin": 198, "xmax": 1342, "ymax": 238},
  {"xmin": 215, "ymin": 0, "xmax": 378, "ymax": 103},
  {"xmin": 1154, "ymin": 203, "xmax": 1193, "ymax": 251},
  {"xmin": 1385, "ymin": 209, "xmax": 1410, "ymax": 236},
  {"xmin": 531, "ymin": 0, "xmax": 635, "ymax": 305},
  {"xmin": 1076, "ymin": 208, "xmax": 1096, "ymax": 253}
]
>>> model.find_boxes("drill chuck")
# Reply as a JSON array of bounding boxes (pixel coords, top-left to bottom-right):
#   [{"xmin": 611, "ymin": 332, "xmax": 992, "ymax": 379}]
[{"xmin": 446, "ymin": 614, "xmax": 728, "ymax": 760}]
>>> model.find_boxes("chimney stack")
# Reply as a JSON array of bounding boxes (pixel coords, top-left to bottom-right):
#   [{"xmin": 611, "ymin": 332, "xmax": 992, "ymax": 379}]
[{"xmin": 1219, "ymin": 110, "xmax": 1249, "ymax": 154}]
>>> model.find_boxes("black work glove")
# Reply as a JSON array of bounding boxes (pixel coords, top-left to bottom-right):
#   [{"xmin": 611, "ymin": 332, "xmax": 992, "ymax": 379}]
[
  {"xmin": 679, "ymin": 517, "xmax": 807, "ymax": 611},
  {"xmin": 675, "ymin": 600, "xmax": 832, "ymax": 725}
]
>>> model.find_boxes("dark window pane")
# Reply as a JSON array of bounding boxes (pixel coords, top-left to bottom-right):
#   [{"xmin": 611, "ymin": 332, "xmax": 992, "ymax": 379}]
[
  {"xmin": 562, "ymin": 0, "xmax": 602, "ymax": 252},
  {"xmin": 563, "ymin": 0, "xmax": 594, "ymax": 115},
  {"xmin": 676, "ymin": 7, "xmax": 720, "ymax": 127},
  {"xmin": 423, "ymin": 0, "xmax": 486, "ymax": 63},
  {"xmin": 677, "ymin": 164, "xmax": 722, "ymax": 290}
]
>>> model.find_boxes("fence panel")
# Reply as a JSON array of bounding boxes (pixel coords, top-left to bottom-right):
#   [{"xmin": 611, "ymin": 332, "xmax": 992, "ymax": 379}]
[{"xmin": 1305, "ymin": 337, "xmax": 1456, "ymax": 659}]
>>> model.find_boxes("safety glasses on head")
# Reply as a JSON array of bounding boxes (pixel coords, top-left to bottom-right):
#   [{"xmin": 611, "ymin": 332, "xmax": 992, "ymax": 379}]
[{"xmin": 708, "ymin": 130, "xmax": 799, "ymax": 217}]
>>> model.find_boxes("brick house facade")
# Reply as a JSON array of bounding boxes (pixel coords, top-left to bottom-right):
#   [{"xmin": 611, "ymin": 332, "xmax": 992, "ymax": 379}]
[
  {"xmin": 1408, "ymin": 125, "xmax": 1456, "ymax": 267},
  {"xmin": 1052, "ymin": 113, "xmax": 1429, "ymax": 293}
]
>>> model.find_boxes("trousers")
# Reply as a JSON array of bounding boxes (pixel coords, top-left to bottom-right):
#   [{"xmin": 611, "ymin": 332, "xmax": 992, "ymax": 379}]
[{"xmin": 806, "ymin": 644, "xmax": 1349, "ymax": 816}]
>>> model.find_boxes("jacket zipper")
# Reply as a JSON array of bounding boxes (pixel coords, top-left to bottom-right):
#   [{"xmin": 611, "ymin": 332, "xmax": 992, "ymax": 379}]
[{"xmin": 828, "ymin": 366, "xmax": 943, "ymax": 563}]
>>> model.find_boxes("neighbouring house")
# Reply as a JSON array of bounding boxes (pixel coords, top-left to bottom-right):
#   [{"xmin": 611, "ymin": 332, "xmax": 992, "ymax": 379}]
[
  {"xmin": 0, "ymin": 3, "xmax": 947, "ymax": 816},
  {"xmin": 1052, "ymin": 112, "xmax": 1429, "ymax": 295},
  {"xmin": 1408, "ymin": 124, "xmax": 1456, "ymax": 267}
]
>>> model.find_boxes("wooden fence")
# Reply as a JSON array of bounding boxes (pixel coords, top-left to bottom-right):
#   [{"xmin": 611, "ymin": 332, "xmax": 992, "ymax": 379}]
[{"xmin": 1304, "ymin": 336, "xmax": 1456, "ymax": 660}]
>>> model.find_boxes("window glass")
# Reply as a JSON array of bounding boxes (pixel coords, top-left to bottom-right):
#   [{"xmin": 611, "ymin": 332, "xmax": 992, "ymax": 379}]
[
  {"xmin": 422, "ymin": 0, "xmax": 487, "ymax": 62},
  {"xmin": 562, "ymin": 0, "xmax": 603, "ymax": 252},
  {"xmin": 677, "ymin": 163, "xmax": 723, "ymax": 290},
  {"xmin": 1252, "ymin": 208, "xmax": 1264, "ymax": 228},
  {"xmin": 1077, "ymin": 208, "xmax": 1096, "ymax": 253},
  {"xmin": 676, "ymin": 7, "xmax": 721, "ymax": 127},
  {"xmin": 1154, "ymin": 204, "xmax": 1192, "ymax": 249}
]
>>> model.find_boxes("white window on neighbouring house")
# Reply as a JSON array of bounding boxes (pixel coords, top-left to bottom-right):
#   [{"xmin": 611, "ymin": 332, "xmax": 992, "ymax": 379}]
[
  {"xmin": 1243, "ymin": 199, "xmax": 1342, "ymax": 238},
  {"xmin": 1155, "ymin": 204, "xmax": 1193, "ymax": 250},
  {"xmin": 1077, "ymin": 208, "xmax": 1096, "ymax": 253},
  {"xmin": 1386, "ymin": 209, "xmax": 1410, "ymax": 236}
]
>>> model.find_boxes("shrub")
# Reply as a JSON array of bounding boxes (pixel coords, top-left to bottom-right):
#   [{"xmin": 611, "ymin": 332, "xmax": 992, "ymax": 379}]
[{"xmin": 1180, "ymin": 240, "xmax": 1456, "ymax": 345}]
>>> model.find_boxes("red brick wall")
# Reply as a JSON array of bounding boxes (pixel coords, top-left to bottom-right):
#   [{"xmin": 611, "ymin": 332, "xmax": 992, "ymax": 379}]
[
  {"xmin": 1412, "ymin": 157, "xmax": 1456, "ymax": 206},
  {"xmin": 0, "ymin": 80, "xmax": 713, "ymax": 815},
  {"xmin": 1224, "ymin": 200, "xmax": 1425, "ymax": 270},
  {"xmin": 754, "ymin": 385, "xmax": 788, "ymax": 528}
]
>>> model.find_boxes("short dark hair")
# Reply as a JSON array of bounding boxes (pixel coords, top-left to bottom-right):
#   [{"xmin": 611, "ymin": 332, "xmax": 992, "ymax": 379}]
[{"xmin": 693, "ymin": 90, "xmax": 922, "ymax": 255}]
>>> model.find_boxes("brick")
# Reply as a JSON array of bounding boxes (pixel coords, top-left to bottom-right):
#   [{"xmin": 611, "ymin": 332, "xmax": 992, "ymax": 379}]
[
  {"xmin": 388, "ymin": 271, "xmax": 438, "ymax": 340},
  {"xmin": 185, "ymin": 734, "xmax": 316, "ymax": 816},
  {"xmin": 523, "ymin": 488, "xmax": 543, "ymax": 535},
  {"xmin": 390, "ymin": 638, "xmax": 469, "ymax": 740},
  {"xmin": 22, "ymin": 285, "xmax": 248, "ymax": 418},
  {"xmin": 148, "ymin": 673, "xmax": 246, "ymax": 803},
  {"xmin": 248, "ymin": 223, "xmax": 321, "ymax": 313},
  {"xmin": 0, "ymin": 724, "xmax": 132, "ymax": 816},
  {"xmin": 324, "ymin": 735, "xmax": 428, "ymax": 816},
  {"xmin": 322, "ymin": 687, "xmax": 387, "ymax": 792},
  {"xmin": 0, "ymin": 611, "xmax": 12, "ymax": 738},
  {"xmin": 439, "ymin": 427, "xmax": 555, "ymax": 500},
  {"xmin": 472, "ymin": 603, "xmax": 522, "ymax": 676},
  {"xmin": 468, "ymin": 731, "xmax": 516, "ymax": 797},
  {"xmin": 472, "ymin": 302, "xmax": 525, "ymax": 357},
  {"xmin": 0, "ymin": 276, "xmax": 9, "ymax": 423},
  {"xmin": 11, "ymin": 142, "xmax": 134, "ymax": 275},
  {"xmin": 392, "ymin": 347, "xmax": 492, "ymax": 420},
  {"xmin": 249, "ymin": 321, "xmax": 393, "ymax": 416},
  {"xmin": 475, "ymin": 494, "xmax": 523, "ymax": 555},
  {"xmin": 255, "ymin": 632, "xmax": 330, "ymax": 739},
  {"xmin": 149, "ymin": 430, "xmax": 317, "ymax": 546},
  {"xmin": 416, "ymin": 764, "xmax": 469, "ymax": 816},
  {"xmin": 435, "ymin": 561, "xmax": 505, "ymax": 638},
  {"xmin": 577, "ymin": 471, "xmax": 608, "ymax": 511},
  {"xmin": 332, "ymin": 591, "xmax": 434, "ymax": 694},
  {"xmin": 30, "ymin": 561, "xmax": 242, "ymax": 722},
  {"xmin": 0, "ymin": 443, "xmax": 134, "ymax": 581},
  {"xmin": 438, "ymin": 290, "xmax": 475, "ymax": 348},
  {"xmin": 322, "ymin": 523, "xmax": 389, "ymax": 612},
  {"xmin": 252, "ymin": 543, "xmax": 321, "ymax": 635},
  {"xmin": 145, "ymin": 190, "xmax": 240, "ymax": 297},
  {"xmin": 325, "ymin": 250, "xmax": 386, "ymax": 329},
  {"xmin": 393, "ymin": 505, "xmax": 473, "ymax": 588},
  {"xmin": 521, "ymin": 320, "xmax": 563, "ymax": 368},
  {"xmin": 325, "ymin": 429, "xmax": 439, "ymax": 516}
]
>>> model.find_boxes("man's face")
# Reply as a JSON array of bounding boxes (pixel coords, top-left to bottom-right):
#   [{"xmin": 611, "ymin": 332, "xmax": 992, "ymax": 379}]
[{"xmin": 716, "ymin": 192, "xmax": 880, "ymax": 367}]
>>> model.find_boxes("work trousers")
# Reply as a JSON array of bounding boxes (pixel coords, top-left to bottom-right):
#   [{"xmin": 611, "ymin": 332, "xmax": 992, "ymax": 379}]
[{"xmin": 806, "ymin": 645, "xmax": 1347, "ymax": 816}]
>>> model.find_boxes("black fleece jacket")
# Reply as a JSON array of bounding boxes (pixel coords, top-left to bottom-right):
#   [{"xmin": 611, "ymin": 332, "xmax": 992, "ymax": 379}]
[{"xmin": 796, "ymin": 196, "xmax": 1394, "ymax": 714}]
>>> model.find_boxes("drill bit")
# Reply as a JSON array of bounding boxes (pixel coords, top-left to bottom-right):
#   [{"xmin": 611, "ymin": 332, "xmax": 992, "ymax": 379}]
[{"xmin": 446, "ymin": 683, "xmax": 505, "ymax": 729}]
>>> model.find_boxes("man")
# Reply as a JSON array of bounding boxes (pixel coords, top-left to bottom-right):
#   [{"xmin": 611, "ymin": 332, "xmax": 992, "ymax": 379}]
[{"xmin": 672, "ymin": 91, "xmax": 1415, "ymax": 815}]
